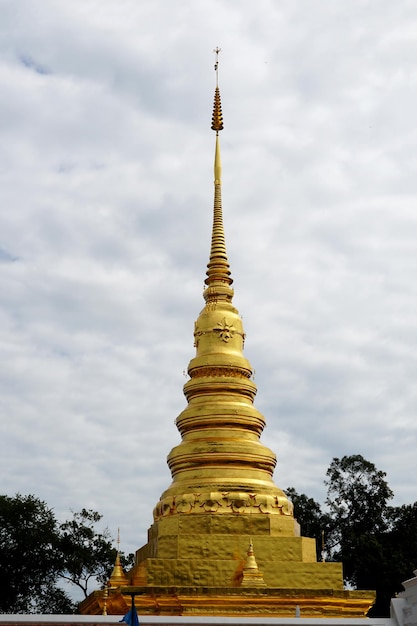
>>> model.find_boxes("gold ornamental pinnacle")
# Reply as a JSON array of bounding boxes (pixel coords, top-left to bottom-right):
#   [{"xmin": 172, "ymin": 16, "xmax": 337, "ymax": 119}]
[
  {"xmin": 211, "ymin": 47, "xmax": 224, "ymax": 133},
  {"xmin": 211, "ymin": 87, "xmax": 224, "ymax": 133}
]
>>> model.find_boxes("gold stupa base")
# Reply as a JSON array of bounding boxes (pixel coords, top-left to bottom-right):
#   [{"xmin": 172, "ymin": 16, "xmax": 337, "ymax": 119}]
[
  {"xmin": 80, "ymin": 585, "xmax": 375, "ymax": 618},
  {"xmin": 130, "ymin": 513, "xmax": 343, "ymax": 590},
  {"xmin": 80, "ymin": 512, "xmax": 375, "ymax": 618}
]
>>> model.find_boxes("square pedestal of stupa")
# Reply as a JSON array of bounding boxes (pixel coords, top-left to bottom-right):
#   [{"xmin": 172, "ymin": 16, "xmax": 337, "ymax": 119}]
[
  {"xmin": 131, "ymin": 514, "xmax": 343, "ymax": 591},
  {"xmin": 78, "ymin": 512, "xmax": 375, "ymax": 618}
]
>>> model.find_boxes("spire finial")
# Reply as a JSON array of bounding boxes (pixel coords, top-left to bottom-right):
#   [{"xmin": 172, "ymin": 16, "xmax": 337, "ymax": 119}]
[
  {"xmin": 211, "ymin": 48, "xmax": 224, "ymax": 135},
  {"xmin": 204, "ymin": 50, "xmax": 232, "ymax": 300},
  {"xmin": 213, "ymin": 47, "xmax": 221, "ymax": 87}
]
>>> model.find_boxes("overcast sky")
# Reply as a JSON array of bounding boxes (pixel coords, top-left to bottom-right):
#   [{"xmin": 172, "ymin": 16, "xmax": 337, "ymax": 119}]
[{"xmin": 1, "ymin": 0, "xmax": 417, "ymax": 590}]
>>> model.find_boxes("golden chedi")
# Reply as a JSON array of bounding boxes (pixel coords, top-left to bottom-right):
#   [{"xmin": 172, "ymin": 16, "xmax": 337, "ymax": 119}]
[{"xmin": 80, "ymin": 54, "xmax": 375, "ymax": 617}]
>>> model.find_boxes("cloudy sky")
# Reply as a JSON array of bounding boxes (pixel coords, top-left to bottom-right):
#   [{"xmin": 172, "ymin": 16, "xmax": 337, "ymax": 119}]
[{"xmin": 1, "ymin": 0, "xmax": 417, "ymax": 588}]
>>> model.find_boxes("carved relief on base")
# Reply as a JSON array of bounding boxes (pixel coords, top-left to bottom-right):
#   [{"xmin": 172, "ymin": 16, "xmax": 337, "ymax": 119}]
[{"xmin": 153, "ymin": 490, "xmax": 293, "ymax": 521}]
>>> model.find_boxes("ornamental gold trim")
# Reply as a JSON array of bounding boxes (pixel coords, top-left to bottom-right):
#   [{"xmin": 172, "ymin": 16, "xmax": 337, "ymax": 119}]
[
  {"xmin": 188, "ymin": 366, "xmax": 252, "ymax": 379},
  {"xmin": 153, "ymin": 491, "xmax": 293, "ymax": 521}
]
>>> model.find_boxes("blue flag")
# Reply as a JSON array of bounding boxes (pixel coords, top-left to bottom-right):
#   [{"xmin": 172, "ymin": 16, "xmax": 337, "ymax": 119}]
[{"xmin": 120, "ymin": 605, "xmax": 139, "ymax": 626}]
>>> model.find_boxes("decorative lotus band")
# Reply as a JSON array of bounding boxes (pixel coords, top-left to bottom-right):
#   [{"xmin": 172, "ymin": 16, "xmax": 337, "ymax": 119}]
[{"xmin": 153, "ymin": 490, "xmax": 294, "ymax": 521}]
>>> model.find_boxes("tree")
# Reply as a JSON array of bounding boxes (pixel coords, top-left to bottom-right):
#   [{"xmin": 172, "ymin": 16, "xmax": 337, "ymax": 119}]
[
  {"xmin": 325, "ymin": 455, "xmax": 393, "ymax": 538},
  {"xmin": 386, "ymin": 502, "xmax": 417, "ymax": 574},
  {"xmin": 324, "ymin": 454, "xmax": 393, "ymax": 586},
  {"xmin": 323, "ymin": 455, "xmax": 416, "ymax": 617},
  {"xmin": 375, "ymin": 502, "xmax": 417, "ymax": 614},
  {"xmin": 59, "ymin": 508, "xmax": 134, "ymax": 598},
  {"xmin": 287, "ymin": 456, "xmax": 417, "ymax": 617},
  {"xmin": 0, "ymin": 494, "xmax": 75, "ymax": 614},
  {"xmin": 344, "ymin": 502, "xmax": 417, "ymax": 616},
  {"xmin": 0, "ymin": 495, "xmax": 134, "ymax": 613}
]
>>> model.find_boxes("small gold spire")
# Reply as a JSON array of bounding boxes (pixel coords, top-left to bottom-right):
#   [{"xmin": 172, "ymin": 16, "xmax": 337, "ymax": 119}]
[
  {"xmin": 108, "ymin": 530, "xmax": 128, "ymax": 588},
  {"xmin": 241, "ymin": 539, "xmax": 266, "ymax": 587}
]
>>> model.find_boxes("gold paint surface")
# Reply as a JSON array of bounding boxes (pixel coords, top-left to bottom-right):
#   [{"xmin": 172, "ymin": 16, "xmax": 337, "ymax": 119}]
[{"xmin": 80, "ymin": 79, "xmax": 377, "ymax": 618}]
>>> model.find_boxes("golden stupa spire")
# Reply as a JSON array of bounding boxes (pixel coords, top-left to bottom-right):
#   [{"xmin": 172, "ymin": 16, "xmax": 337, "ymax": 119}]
[
  {"xmin": 204, "ymin": 47, "xmax": 233, "ymax": 304},
  {"xmin": 153, "ymin": 53, "xmax": 292, "ymax": 523}
]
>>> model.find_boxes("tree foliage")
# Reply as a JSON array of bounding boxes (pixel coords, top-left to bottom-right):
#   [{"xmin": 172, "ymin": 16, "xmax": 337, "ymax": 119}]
[
  {"xmin": 59, "ymin": 508, "xmax": 134, "ymax": 598},
  {"xmin": 287, "ymin": 454, "xmax": 417, "ymax": 618},
  {"xmin": 325, "ymin": 454, "xmax": 394, "ymax": 586},
  {"xmin": 325, "ymin": 455, "xmax": 393, "ymax": 538},
  {"xmin": 285, "ymin": 487, "xmax": 330, "ymax": 560},
  {"xmin": 0, "ymin": 495, "xmax": 134, "ymax": 614},
  {"xmin": 0, "ymin": 494, "xmax": 74, "ymax": 613}
]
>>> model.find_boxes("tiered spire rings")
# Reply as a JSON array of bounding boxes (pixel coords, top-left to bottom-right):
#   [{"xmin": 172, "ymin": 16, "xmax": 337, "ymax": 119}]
[{"xmin": 153, "ymin": 51, "xmax": 292, "ymax": 521}]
